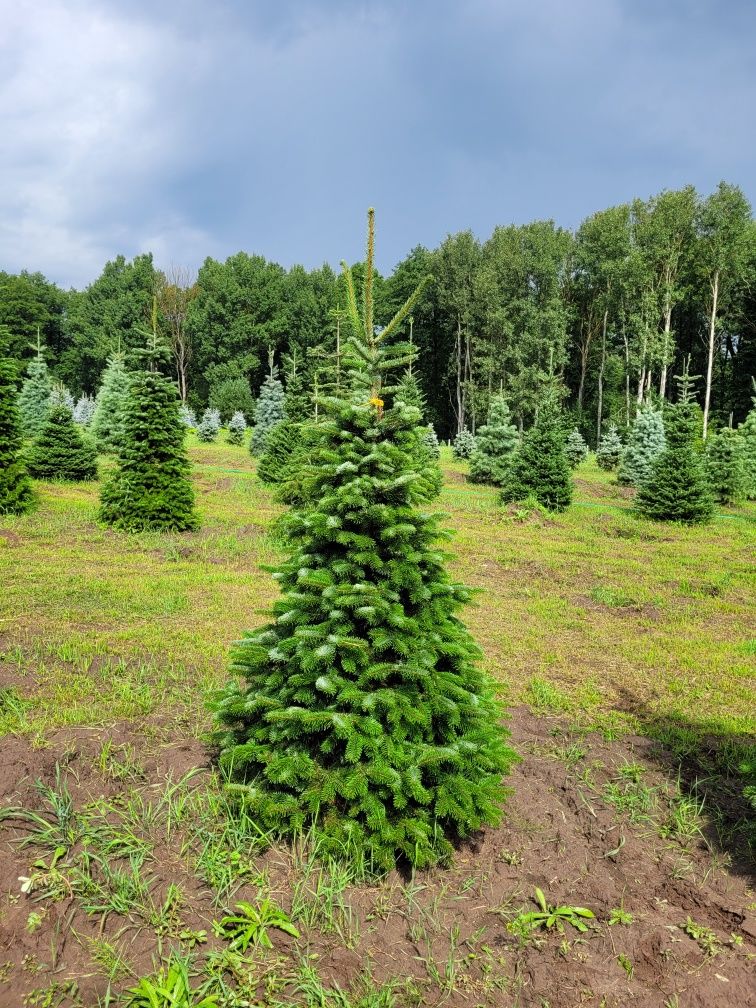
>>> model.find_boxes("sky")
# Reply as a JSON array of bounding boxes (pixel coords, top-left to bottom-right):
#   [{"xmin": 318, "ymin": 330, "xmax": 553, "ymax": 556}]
[{"xmin": 1, "ymin": 0, "xmax": 755, "ymax": 289}]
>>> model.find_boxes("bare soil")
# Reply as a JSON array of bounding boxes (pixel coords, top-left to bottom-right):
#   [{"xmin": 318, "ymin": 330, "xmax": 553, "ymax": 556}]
[{"xmin": 0, "ymin": 708, "xmax": 754, "ymax": 1007}]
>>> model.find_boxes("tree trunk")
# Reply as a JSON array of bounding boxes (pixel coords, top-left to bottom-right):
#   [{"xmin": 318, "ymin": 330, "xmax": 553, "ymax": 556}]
[
  {"xmin": 454, "ymin": 318, "xmax": 464, "ymax": 435},
  {"xmin": 658, "ymin": 304, "xmax": 672, "ymax": 399},
  {"xmin": 596, "ymin": 309, "xmax": 607, "ymax": 449},
  {"xmin": 703, "ymin": 270, "xmax": 719, "ymax": 440}
]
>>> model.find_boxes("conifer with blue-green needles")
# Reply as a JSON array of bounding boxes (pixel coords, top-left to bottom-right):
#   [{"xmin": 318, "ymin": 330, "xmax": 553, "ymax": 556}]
[{"xmin": 211, "ymin": 210, "xmax": 516, "ymax": 870}]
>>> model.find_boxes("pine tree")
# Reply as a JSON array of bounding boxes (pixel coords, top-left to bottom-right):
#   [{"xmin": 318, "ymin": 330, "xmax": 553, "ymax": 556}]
[
  {"xmin": 250, "ymin": 360, "xmax": 286, "ymax": 455},
  {"xmin": 468, "ymin": 396, "xmax": 519, "ymax": 486},
  {"xmin": 500, "ymin": 391, "xmax": 573, "ymax": 512},
  {"xmin": 283, "ymin": 352, "xmax": 313, "ymax": 422},
  {"xmin": 636, "ymin": 369, "xmax": 714, "ymax": 524},
  {"xmin": 395, "ymin": 371, "xmax": 426, "ymax": 415},
  {"xmin": 705, "ymin": 427, "xmax": 746, "ymax": 505},
  {"xmin": 99, "ymin": 335, "xmax": 198, "ymax": 532},
  {"xmin": 73, "ymin": 394, "xmax": 96, "ymax": 426},
  {"xmin": 211, "ymin": 210, "xmax": 515, "ymax": 870},
  {"xmin": 617, "ymin": 408, "xmax": 665, "ymax": 486},
  {"xmin": 737, "ymin": 388, "xmax": 756, "ymax": 500},
  {"xmin": 596, "ymin": 424, "xmax": 623, "ymax": 470},
  {"xmin": 196, "ymin": 408, "xmax": 220, "ymax": 443},
  {"xmin": 18, "ymin": 357, "xmax": 52, "ymax": 440},
  {"xmin": 565, "ymin": 428, "xmax": 588, "ymax": 468},
  {"xmin": 0, "ymin": 327, "xmax": 34, "ymax": 514},
  {"xmin": 227, "ymin": 410, "xmax": 247, "ymax": 445},
  {"xmin": 452, "ymin": 428, "xmax": 475, "ymax": 460},
  {"xmin": 91, "ymin": 353, "xmax": 131, "ymax": 454},
  {"xmin": 26, "ymin": 404, "xmax": 98, "ymax": 482}
]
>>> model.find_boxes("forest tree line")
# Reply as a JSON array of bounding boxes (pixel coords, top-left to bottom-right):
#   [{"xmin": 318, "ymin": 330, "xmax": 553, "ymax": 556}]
[{"xmin": 1, "ymin": 181, "xmax": 754, "ymax": 442}]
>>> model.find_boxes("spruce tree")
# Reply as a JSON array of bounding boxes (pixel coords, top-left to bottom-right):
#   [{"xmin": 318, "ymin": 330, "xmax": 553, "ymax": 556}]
[
  {"xmin": 211, "ymin": 210, "xmax": 515, "ymax": 870},
  {"xmin": 227, "ymin": 410, "xmax": 247, "ymax": 445},
  {"xmin": 468, "ymin": 395, "xmax": 519, "ymax": 486},
  {"xmin": 395, "ymin": 371, "xmax": 426, "ymax": 414},
  {"xmin": 596, "ymin": 424, "xmax": 623, "ymax": 470},
  {"xmin": 0, "ymin": 328, "xmax": 34, "ymax": 515},
  {"xmin": 636, "ymin": 371, "xmax": 714, "ymax": 524},
  {"xmin": 26, "ymin": 404, "xmax": 98, "ymax": 482},
  {"xmin": 196, "ymin": 408, "xmax": 220, "ymax": 443},
  {"xmin": 73, "ymin": 394, "xmax": 96, "ymax": 426},
  {"xmin": 565, "ymin": 428, "xmax": 588, "ymax": 468},
  {"xmin": 91, "ymin": 353, "xmax": 131, "ymax": 454},
  {"xmin": 179, "ymin": 404, "xmax": 197, "ymax": 429},
  {"xmin": 500, "ymin": 391, "xmax": 573, "ymax": 512},
  {"xmin": 18, "ymin": 357, "xmax": 52, "ymax": 440},
  {"xmin": 705, "ymin": 427, "xmax": 746, "ymax": 505},
  {"xmin": 453, "ymin": 428, "xmax": 475, "ymax": 460},
  {"xmin": 617, "ymin": 407, "xmax": 665, "ymax": 486},
  {"xmin": 250, "ymin": 362, "xmax": 285, "ymax": 455},
  {"xmin": 99, "ymin": 337, "xmax": 198, "ymax": 532}
]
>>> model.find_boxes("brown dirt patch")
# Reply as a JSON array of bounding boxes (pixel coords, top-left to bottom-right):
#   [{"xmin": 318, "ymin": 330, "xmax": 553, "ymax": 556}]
[{"xmin": 0, "ymin": 710, "xmax": 753, "ymax": 1006}]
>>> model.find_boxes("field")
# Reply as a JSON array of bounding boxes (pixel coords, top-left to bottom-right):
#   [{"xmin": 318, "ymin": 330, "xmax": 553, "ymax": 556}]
[{"xmin": 0, "ymin": 442, "xmax": 754, "ymax": 1007}]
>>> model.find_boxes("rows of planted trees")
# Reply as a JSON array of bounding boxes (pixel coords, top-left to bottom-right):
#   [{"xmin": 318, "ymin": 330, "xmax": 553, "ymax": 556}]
[{"xmin": 1, "ymin": 182, "xmax": 755, "ymax": 449}]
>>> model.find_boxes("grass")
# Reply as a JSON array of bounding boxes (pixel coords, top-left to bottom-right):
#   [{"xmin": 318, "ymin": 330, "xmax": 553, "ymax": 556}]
[
  {"xmin": 0, "ymin": 439, "xmax": 754, "ymax": 1004},
  {"xmin": 1, "ymin": 444, "xmax": 753, "ymax": 745}
]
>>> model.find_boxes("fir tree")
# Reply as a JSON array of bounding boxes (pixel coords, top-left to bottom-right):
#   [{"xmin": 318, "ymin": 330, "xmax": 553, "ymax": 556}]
[
  {"xmin": 283, "ymin": 351, "xmax": 313, "ymax": 422},
  {"xmin": 737, "ymin": 387, "xmax": 756, "ymax": 500},
  {"xmin": 91, "ymin": 353, "xmax": 130, "ymax": 454},
  {"xmin": 196, "ymin": 408, "xmax": 220, "ymax": 443},
  {"xmin": 227, "ymin": 410, "xmax": 247, "ymax": 445},
  {"xmin": 257, "ymin": 419, "xmax": 303, "ymax": 485},
  {"xmin": 705, "ymin": 427, "xmax": 746, "ymax": 505},
  {"xmin": 565, "ymin": 428, "xmax": 588, "ymax": 468},
  {"xmin": 99, "ymin": 335, "xmax": 198, "ymax": 532},
  {"xmin": 452, "ymin": 428, "xmax": 475, "ymax": 460},
  {"xmin": 18, "ymin": 357, "xmax": 52, "ymax": 439},
  {"xmin": 73, "ymin": 394, "xmax": 96, "ymax": 426},
  {"xmin": 250, "ymin": 359, "xmax": 286, "ymax": 455},
  {"xmin": 468, "ymin": 396, "xmax": 519, "ymax": 486},
  {"xmin": 500, "ymin": 391, "xmax": 573, "ymax": 512},
  {"xmin": 636, "ymin": 369, "xmax": 714, "ymax": 524},
  {"xmin": 26, "ymin": 404, "xmax": 98, "ymax": 482},
  {"xmin": 617, "ymin": 407, "xmax": 665, "ymax": 486},
  {"xmin": 212, "ymin": 210, "xmax": 516, "ymax": 870},
  {"xmin": 596, "ymin": 424, "xmax": 623, "ymax": 470},
  {"xmin": 0, "ymin": 327, "xmax": 34, "ymax": 514},
  {"xmin": 395, "ymin": 371, "xmax": 426, "ymax": 415}
]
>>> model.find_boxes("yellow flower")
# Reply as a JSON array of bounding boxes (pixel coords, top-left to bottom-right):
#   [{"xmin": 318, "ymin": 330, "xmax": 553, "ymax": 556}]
[{"xmin": 369, "ymin": 396, "xmax": 384, "ymax": 409}]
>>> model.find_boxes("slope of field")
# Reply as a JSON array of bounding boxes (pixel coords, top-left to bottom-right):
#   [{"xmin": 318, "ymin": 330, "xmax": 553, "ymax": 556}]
[{"xmin": 0, "ymin": 442, "xmax": 753, "ymax": 1007}]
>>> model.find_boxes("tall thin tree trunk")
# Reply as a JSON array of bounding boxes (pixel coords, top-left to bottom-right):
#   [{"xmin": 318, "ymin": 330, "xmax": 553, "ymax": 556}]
[
  {"xmin": 455, "ymin": 317, "xmax": 464, "ymax": 435},
  {"xmin": 703, "ymin": 270, "xmax": 719, "ymax": 440},
  {"xmin": 659, "ymin": 303, "xmax": 672, "ymax": 399},
  {"xmin": 622, "ymin": 324, "xmax": 631, "ymax": 426},
  {"xmin": 596, "ymin": 309, "xmax": 607, "ymax": 449}
]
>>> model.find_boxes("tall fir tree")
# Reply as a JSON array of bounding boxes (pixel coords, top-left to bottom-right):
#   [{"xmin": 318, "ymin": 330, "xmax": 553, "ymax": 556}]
[
  {"xmin": 18, "ymin": 355, "xmax": 52, "ymax": 440},
  {"xmin": 617, "ymin": 407, "xmax": 666, "ymax": 486},
  {"xmin": 0, "ymin": 327, "xmax": 34, "ymax": 514},
  {"xmin": 26, "ymin": 404, "xmax": 98, "ymax": 482},
  {"xmin": 705, "ymin": 427, "xmax": 746, "ymax": 505},
  {"xmin": 564, "ymin": 428, "xmax": 589, "ymax": 468},
  {"xmin": 257, "ymin": 419, "xmax": 303, "ymax": 485},
  {"xmin": 500, "ymin": 390, "xmax": 573, "ymax": 512},
  {"xmin": 636, "ymin": 369, "xmax": 714, "ymax": 524},
  {"xmin": 99, "ymin": 331, "xmax": 198, "ymax": 532},
  {"xmin": 211, "ymin": 210, "xmax": 516, "ymax": 870},
  {"xmin": 251, "ymin": 359, "xmax": 286, "ymax": 455},
  {"xmin": 596, "ymin": 424, "xmax": 623, "ymax": 470},
  {"xmin": 737, "ymin": 387, "xmax": 756, "ymax": 500},
  {"xmin": 90, "ymin": 352, "xmax": 131, "ymax": 454},
  {"xmin": 468, "ymin": 395, "xmax": 519, "ymax": 485}
]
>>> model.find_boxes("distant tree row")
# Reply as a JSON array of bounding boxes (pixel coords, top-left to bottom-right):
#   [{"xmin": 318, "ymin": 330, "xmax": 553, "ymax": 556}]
[{"xmin": 2, "ymin": 181, "xmax": 755, "ymax": 441}]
